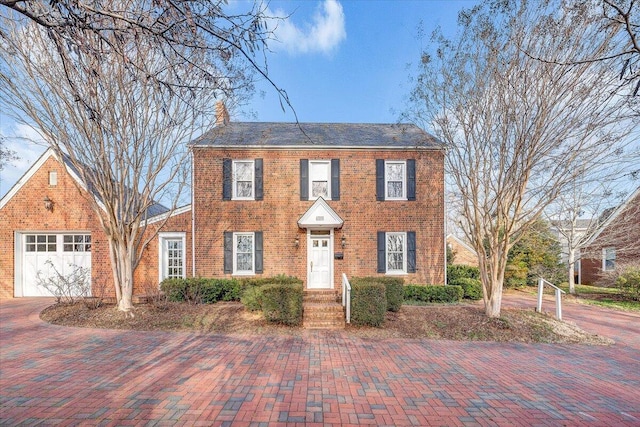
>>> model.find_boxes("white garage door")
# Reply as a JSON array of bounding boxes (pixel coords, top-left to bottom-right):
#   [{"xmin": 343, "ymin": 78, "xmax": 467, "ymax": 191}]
[{"xmin": 22, "ymin": 233, "xmax": 92, "ymax": 297}]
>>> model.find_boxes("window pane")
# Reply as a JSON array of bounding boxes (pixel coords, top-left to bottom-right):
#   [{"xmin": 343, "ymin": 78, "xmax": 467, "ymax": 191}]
[
  {"xmin": 64, "ymin": 244, "xmax": 74, "ymax": 252},
  {"xmin": 312, "ymin": 181, "xmax": 328, "ymax": 198},
  {"xmin": 64, "ymin": 235, "xmax": 73, "ymax": 243},
  {"xmin": 37, "ymin": 235, "xmax": 46, "ymax": 243},
  {"xmin": 236, "ymin": 181, "xmax": 253, "ymax": 198},
  {"xmin": 236, "ymin": 235, "xmax": 253, "ymax": 253},
  {"xmin": 26, "ymin": 235, "xmax": 35, "ymax": 243},
  {"xmin": 387, "ymin": 182, "xmax": 403, "ymax": 198},
  {"xmin": 37, "ymin": 244, "xmax": 46, "ymax": 252},
  {"xmin": 388, "ymin": 253, "xmax": 404, "ymax": 271},
  {"xmin": 386, "ymin": 163, "xmax": 404, "ymax": 181},
  {"xmin": 235, "ymin": 162, "xmax": 253, "ymax": 181},
  {"xmin": 387, "ymin": 234, "xmax": 403, "ymax": 252},
  {"xmin": 26, "ymin": 244, "xmax": 35, "ymax": 252},
  {"xmin": 237, "ymin": 253, "xmax": 253, "ymax": 271}
]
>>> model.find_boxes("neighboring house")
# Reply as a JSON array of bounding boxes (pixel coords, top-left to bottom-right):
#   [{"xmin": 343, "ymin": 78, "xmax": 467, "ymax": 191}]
[
  {"xmin": 1, "ymin": 108, "xmax": 445, "ymax": 298},
  {"xmin": 446, "ymin": 234, "xmax": 478, "ymax": 267},
  {"xmin": 580, "ymin": 187, "xmax": 640, "ymax": 285},
  {"xmin": 0, "ymin": 149, "xmax": 191, "ymax": 299},
  {"xmin": 550, "ymin": 218, "xmax": 593, "ymax": 285}
]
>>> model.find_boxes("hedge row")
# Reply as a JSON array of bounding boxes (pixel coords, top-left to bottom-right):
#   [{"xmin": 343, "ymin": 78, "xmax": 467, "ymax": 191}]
[
  {"xmin": 404, "ymin": 284, "xmax": 463, "ymax": 303},
  {"xmin": 447, "ymin": 264, "xmax": 480, "ymax": 282},
  {"xmin": 350, "ymin": 281, "xmax": 387, "ymax": 327},
  {"xmin": 160, "ymin": 278, "xmax": 242, "ymax": 304},
  {"xmin": 350, "ymin": 277, "xmax": 404, "ymax": 312},
  {"xmin": 450, "ymin": 278, "xmax": 483, "ymax": 301},
  {"xmin": 260, "ymin": 283, "xmax": 303, "ymax": 326}
]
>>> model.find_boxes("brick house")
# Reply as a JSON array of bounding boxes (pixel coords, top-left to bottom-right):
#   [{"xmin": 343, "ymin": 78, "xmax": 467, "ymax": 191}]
[
  {"xmin": 1, "ymin": 114, "xmax": 445, "ymax": 299},
  {"xmin": 191, "ymin": 119, "xmax": 445, "ymax": 288},
  {"xmin": 446, "ymin": 234, "xmax": 478, "ymax": 267},
  {"xmin": 0, "ymin": 149, "xmax": 192, "ymax": 299},
  {"xmin": 580, "ymin": 187, "xmax": 640, "ymax": 285}
]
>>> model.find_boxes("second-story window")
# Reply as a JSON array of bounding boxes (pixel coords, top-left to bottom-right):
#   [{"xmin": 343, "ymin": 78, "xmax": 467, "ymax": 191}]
[
  {"xmin": 385, "ymin": 161, "xmax": 406, "ymax": 200},
  {"xmin": 233, "ymin": 160, "xmax": 254, "ymax": 199},
  {"xmin": 310, "ymin": 160, "xmax": 331, "ymax": 199}
]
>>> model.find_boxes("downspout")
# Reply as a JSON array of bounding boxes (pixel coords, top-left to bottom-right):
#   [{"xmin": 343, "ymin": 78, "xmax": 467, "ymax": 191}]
[
  {"xmin": 442, "ymin": 148, "xmax": 447, "ymax": 286},
  {"xmin": 191, "ymin": 148, "xmax": 196, "ymax": 277}
]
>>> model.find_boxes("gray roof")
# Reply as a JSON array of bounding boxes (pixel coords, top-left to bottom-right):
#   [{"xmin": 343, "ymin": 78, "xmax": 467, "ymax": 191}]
[{"xmin": 192, "ymin": 122, "xmax": 443, "ymax": 149}]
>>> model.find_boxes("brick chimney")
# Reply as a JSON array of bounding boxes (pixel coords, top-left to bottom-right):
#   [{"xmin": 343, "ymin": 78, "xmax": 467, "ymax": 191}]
[{"xmin": 215, "ymin": 101, "xmax": 230, "ymax": 126}]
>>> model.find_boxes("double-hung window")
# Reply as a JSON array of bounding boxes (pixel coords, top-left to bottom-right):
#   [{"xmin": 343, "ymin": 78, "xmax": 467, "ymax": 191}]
[
  {"xmin": 234, "ymin": 232, "xmax": 255, "ymax": 274},
  {"xmin": 310, "ymin": 160, "xmax": 331, "ymax": 199},
  {"xmin": 377, "ymin": 231, "xmax": 416, "ymax": 274},
  {"xmin": 233, "ymin": 160, "xmax": 254, "ymax": 199},
  {"xmin": 386, "ymin": 232, "xmax": 406, "ymax": 273},
  {"xmin": 385, "ymin": 161, "xmax": 406, "ymax": 200},
  {"xmin": 603, "ymin": 247, "xmax": 616, "ymax": 271}
]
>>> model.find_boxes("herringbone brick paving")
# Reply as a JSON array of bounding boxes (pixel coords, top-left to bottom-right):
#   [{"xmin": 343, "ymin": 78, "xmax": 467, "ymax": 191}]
[{"xmin": 1, "ymin": 293, "xmax": 639, "ymax": 426}]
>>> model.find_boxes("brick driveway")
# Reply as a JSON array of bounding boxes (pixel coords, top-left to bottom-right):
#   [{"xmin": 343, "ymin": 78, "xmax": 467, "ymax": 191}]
[{"xmin": 1, "ymin": 295, "xmax": 639, "ymax": 426}]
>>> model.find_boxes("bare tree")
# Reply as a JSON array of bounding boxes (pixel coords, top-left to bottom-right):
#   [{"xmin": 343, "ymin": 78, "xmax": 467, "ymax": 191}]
[
  {"xmin": 405, "ymin": 0, "xmax": 638, "ymax": 317},
  {"xmin": 0, "ymin": 135, "xmax": 18, "ymax": 172},
  {"xmin": 0, "ymin": 3, "xmax": 272, "ymax": 313}
]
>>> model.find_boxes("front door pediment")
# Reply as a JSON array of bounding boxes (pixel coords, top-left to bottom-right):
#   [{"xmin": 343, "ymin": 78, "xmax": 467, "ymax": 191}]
[{"xmin": 298, "ymin": 197, "xmax": 343, "ymax": 230}]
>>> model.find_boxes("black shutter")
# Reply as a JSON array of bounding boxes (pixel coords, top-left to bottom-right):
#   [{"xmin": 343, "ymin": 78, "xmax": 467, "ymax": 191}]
[
  {"xmin": 254, "ymin": 231, "xmax": 263, "ymax": 274},
  {"xmin": 376, "ymin": 159, "xmax": 385, "ymax": 201},
  {"xmin": 255, "ymin": 159, "xmax": 263, "ymax": 201},
  {"xmin": 222, "ymin": 158, "xmax": 232, "ymax": 201},
  {"xmin": 331, "ymin": 159, "xmax": 340, "ymax": 200},
  {"xmin": 300, "ymin": 159, "xmax": 309, "ymax": 200},
  {"xmin": 377, "ymin": 231, "xmax": 386, "ymax": 273},
  {"xmin": 407, "ymin": 231, "xmax": 416, "ymax": 273},
  {"xmin": 224, "ymin": 231, "xmax": 233, "ymax": 273},
  {"xmin": 407, "ymin": 159, "xmax": 416, "ymax": 201}
]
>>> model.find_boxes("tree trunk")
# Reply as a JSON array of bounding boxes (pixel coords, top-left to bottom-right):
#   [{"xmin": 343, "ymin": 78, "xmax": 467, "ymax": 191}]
[
  {"xmin": 480, "ymin": 252, "xmax": 507, "ymax": 318},
  {"xmin": 107, "ymin": 237, "xmax": 135, "ymax": 314},
  {"xmin": 568, "ymin": 249, "xmax": 576, "ymax": 295}
]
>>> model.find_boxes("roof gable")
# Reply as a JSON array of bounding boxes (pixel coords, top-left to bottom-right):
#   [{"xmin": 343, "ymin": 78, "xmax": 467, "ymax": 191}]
[
  {"xmin": 298, "ymin": 198, "xmax": 344, "ymax": 229},
  {"xmin": 583, "ymin": 186, "xmax": 640, "ymax": 247},
  {"xmin": 192, "ymin": 122, "xmax": 443, "ymax": 149}
]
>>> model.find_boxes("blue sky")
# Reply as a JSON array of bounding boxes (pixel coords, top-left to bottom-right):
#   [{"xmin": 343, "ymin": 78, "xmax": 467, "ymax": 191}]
[{"xmin": 0, "ymin": 0, "xmax": 476, "ymax": 197}]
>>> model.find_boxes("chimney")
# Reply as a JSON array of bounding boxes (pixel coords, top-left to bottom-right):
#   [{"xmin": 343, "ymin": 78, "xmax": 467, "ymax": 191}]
[{"xmin": 215, "ymin": 101, "xmax": 230, "ymax": 126}]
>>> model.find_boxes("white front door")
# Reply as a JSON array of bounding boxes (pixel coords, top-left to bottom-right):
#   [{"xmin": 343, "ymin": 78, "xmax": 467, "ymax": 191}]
[{"xmin": 308, "ymin": 234, "xmax": 332, "ymax": 289}]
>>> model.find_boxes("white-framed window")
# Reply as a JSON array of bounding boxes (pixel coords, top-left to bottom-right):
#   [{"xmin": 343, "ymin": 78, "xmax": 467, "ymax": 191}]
[
  {"xmin": 25, "ymin": 234, "xmax": 57, "ymax": 252},
  {"xmin": 234, "ymin": 232, "xmax": 255, "ymax": 275},
  {"xmin": 309, "ymin": 160, "xmax": 331, "ymax": 200},
  {"xmin": 386, "ymin": 232, "xmax": 407, "ymax": 274},
  {"xmin": 385, "ymin": 161, "xmax": 406, "ymax": 200},
  {"xmin": 233, "ymin": 160, "xmax": 255, "ymax": 200},
  {"xmin": 63, "ymin": 234, "xmax": 91, "ymax": 252},
  {"xmin": 159, "ymin": 233, "xmax": 186, "ymax": 281},
  {"xmin": 49, "ymin": 171, "xmax": 57, "ymax": 186},
  {"xmin": 603, "ymin": 247, "xmax": 616, "ymax": 271}
]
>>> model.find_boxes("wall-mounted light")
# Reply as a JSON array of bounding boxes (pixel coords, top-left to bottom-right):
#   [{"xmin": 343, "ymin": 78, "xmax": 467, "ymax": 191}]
[
  {"xmin": 341, "ymin": 235, "xmax": 346, "ymax": 248},
  {"xmin": 43, "ymin": 196, "xmax": 54, "ymax": 212},
  {"xmin": 294, "ymin": 236, "xmax": 299, "ymax": 248}
]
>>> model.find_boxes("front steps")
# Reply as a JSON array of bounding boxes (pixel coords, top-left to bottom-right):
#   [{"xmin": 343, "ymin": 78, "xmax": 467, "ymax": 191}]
[{"xmin": 303, "ymin": 290, "xmax": 345, "ymax": 329}]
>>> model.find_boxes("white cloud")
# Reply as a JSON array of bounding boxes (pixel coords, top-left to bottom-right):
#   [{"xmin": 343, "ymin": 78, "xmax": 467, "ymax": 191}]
[{"xmin": 267, "ymin": 0, "xmax": 346, "ymax": 55}]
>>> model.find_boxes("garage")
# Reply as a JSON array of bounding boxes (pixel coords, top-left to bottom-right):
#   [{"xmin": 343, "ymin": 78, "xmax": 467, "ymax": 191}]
[{"xmin": 18, "ymin": 233, "xmax": 92, "ymax": 297}]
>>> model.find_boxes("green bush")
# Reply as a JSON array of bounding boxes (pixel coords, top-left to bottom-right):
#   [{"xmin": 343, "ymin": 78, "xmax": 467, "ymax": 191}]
[
  {"xmin": 447, "ymin": 264, "xmax": 480, "ymax": 282},
  {"xmin": 351, "ymin": 277, "xmax": 404, "ymax": 312},
  {"xmin": 159, "ymin": 278, "xmax": 242, "ymax": 304},
  {"xmin": 404, "ymin": 284, "xmax": 463, "ymax": 303},
  {"xmin": 450, "ymin": 278, "xmax": 483, "ymax": 301},
  {"xmin": 350, "ymin": 282, "xmax": 386, "ymax": 327},
  {"xmin": 240, "ymin": 275, "xmax": 303, "ymax": 288},
  {"xmin": 241, "ymin": 286, "xmax": 264, "ymax": 311},
  {"xmin": 615, "ymin": 266, "xmax": 640, "ymax": 301},
  {"xmin": 260, "ymin": 283, "xmax": 303, "ymax": 326}
]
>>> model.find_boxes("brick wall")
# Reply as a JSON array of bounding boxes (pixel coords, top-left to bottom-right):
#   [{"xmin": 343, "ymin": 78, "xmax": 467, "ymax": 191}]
[
  {"xmin": 192, "ymin": 148, "xmax": 446, "ymax": 287},
  {"xmin": 0, "ymin": 153, "xmax": 191, "ymax": 298}
]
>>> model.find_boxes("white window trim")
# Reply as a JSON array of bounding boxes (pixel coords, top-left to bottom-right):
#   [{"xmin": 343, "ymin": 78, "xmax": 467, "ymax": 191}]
[
  {"xmin": 233, "ymin": 232, "xmax": 255, "ymax": 276},
  {"xmin": 309, "ymin": 160, "xmax": 331, "ymax": 201},
  {"xmin": 602, "ymin": 247, "xmax": 616, "ymax": 271},
  {"xmin": 232, "ymin": 159, "xmax": 255, "ymax": 200},
  {"xmin": 386, "ymin": 232, "xmax": 407, "ymax": 275},
  {"xmin": 158, "ymin": 232, "xmax": 186, "ymax": 282},
  {"xmin": 385, "ymin": 160, "xmax": 407, "ymax": 201}
]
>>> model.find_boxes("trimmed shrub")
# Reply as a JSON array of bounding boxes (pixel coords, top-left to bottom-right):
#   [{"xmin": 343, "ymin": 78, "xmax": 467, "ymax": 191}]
[
  {"xmin": 450, "ymin": 278, "xmax": 483, "ymax": 301},
  {"xmin": 241, "ymin": 286, "xmax": 264, "ymax": 311},
  {"xmin": 260, "ymin": 283, "xmax": 303, "ymax": 326},
  {"xmin": 447, "ymin": 264, "xmax": 480, "ymax": 282},
  {"xmin": 159, "ymin": 278, "xmax": 242, "ymax": 304},
  {"xmin": 351, "ymin": 282, "xmax": 386, "ymax": 327},
  {"xmin": 240, "ymin": 275, "xmax": 303, "ymax": 288},
  {"xmin": 351, "ymin": 277, "xmax": 404, "ymax": 312},
  {"xmin": 404, "ymin": 284, "xmax": 463, "ymax": 303},
  {"xmin": 615, "ymin": 266, "xmax": 640, "ymax": 301}
]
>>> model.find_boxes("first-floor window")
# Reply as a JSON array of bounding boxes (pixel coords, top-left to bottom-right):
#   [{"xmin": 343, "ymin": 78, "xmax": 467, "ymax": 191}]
[
  {"xmin": 386, "ymin": 232, "xmax": 407, "ymax": 273},
  {"xmin": 159, "ymin": 233, "xmax": 186, "ymax": 281},
  {"xmin": 25, "ymin": 234, "xmax": 57, "ymax": 252},
  {"xmin": 234, "ymin": 232, "xmax": 255, "ymax": 274},
  {"xmin": 603, "ymin": 247, "xmax": 616, "ymax": 271}
]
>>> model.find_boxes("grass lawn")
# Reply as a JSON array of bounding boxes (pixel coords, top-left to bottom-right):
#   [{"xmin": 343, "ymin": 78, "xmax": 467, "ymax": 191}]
[{"xmin": 557, "ymin": 284, "xmax": 640, "ymax": 311}]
